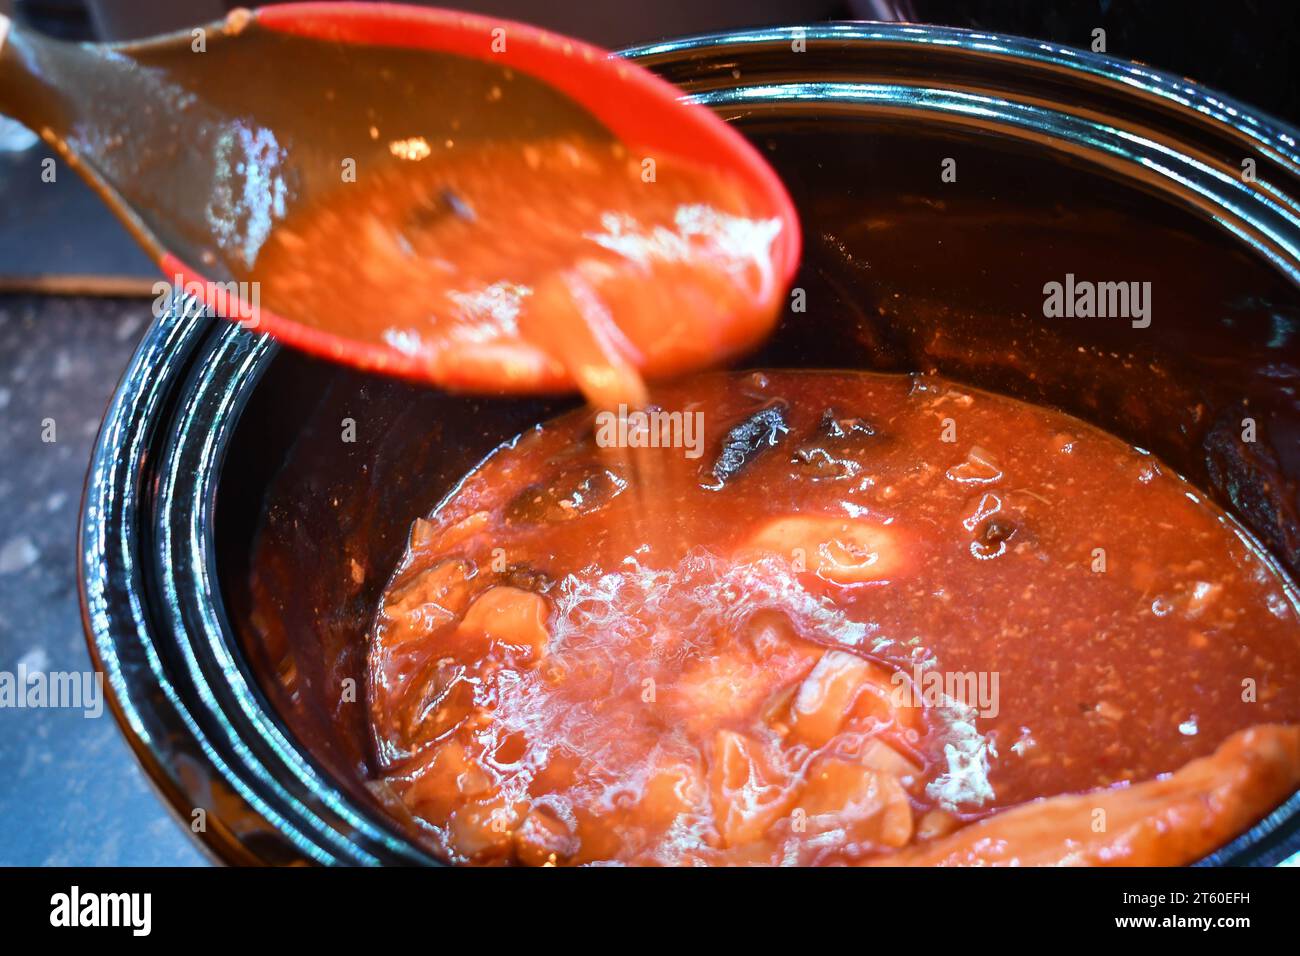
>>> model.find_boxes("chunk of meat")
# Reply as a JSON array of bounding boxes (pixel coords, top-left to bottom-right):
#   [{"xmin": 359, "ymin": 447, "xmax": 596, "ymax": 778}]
[
  {"xmin": 859, "ymin": 738, "xmax": 923, "ymax": 782},
  {"xmin": 505, "ymin": 466, "xmax": 627, "ymax": 524},
  {"xmin": 705, "ymin": 404, "xmax": 789, "ymax": 489},
  {"xmin": 448, "ymin": 797, "xmax": 529, "ymax": 862},
  {"xmin": 819, "ymin": 409, "xmax": 877, "ymax": 440},
  {"xmin": 868, "ymin": 724, "xmax": 1300, "ymax": 866},
  {"xmin": 916, "ymin": 809, "xmax": 962, "ymax": 840},
  {"xmin": 456, "ymin": 586, "xmax": 551, "ymax": 661},
  {"xmin": 400, "ymin": 658, "xmax": 476, "ymax": 747},
  {"xmin": 789, "ymin": 651, "xmax": 878, "ymax": 748},
  {"xmin": 970, "ymin": 515, "xmax": 1021, "ymax": 561},
  {"xmin": 744, "ymin": 515, "xmax": 904, "ymax": 583},
  {"xmin": 674, "ymin": 653, "xmax": 782, "ymax": 730},
  {"xmin": 788, "ymin": 652, "xmax": 920, "ymax": 750},
  {"xmin": 789, "ymin": 408, "xmax": 879, "ymax": 481},
  {"xmin": 743, "ymin": 610, "xmax": 822, "ymax": 665},
  {"xmin": 709, "ymin": 730, "xmax": 797, "ymax": 847},
  {"xmin": 945, "ymin": 446, "xmax": 1003, "ymax": 485},
  {"xmin": 849, "ymin": 668, "xmax": 924, "ymax": 739},
  {"xmin": 514, "ymin": 805, "xmax": 580, "ymax": 867},
  {"xmin": 631, "ymin": 752, "xmax": 708, "ymax": 833},
  {"xmin": 411, "ymin": 511, "xmax": 491, "ymax": 551},
  {"xmin": 798, "ymin": 757, "xmax": 913, "ymax": 847},
  {"xmin": 675, "ymin": 626, "xmax": 820, "ymax": 732},
  {"xmin": 397, "ymin": 738, "xmax": 494, "ymax": 823},
  {"xmin": 380, "ymin": 558, "xmax": 475, "ymax": 644}
]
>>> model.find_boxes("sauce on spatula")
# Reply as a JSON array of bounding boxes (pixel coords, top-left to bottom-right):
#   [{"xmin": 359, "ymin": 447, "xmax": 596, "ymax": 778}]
[
  {"xmin": 251, "ymin": 134, "xmax": 788, "ymax": 406},
  {"xmin": 0, "ymin": 5, "xmax": 797, "ymax": 404}
]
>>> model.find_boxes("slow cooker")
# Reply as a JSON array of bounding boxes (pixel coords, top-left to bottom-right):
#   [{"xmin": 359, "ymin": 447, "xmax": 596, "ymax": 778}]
[{"xmin": 80, "ymin": 22, "xmax": 1300, "ymax": 865}]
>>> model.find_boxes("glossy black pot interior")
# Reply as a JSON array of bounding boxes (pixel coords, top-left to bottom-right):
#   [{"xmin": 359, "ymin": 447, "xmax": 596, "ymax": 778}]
[{"xmin": 84, "ymin": 24, "xmax": 1300, "ymax": 866}]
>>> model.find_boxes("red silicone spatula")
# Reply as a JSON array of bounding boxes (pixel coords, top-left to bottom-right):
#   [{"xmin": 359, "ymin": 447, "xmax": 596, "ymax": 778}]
[{"xmin": 0, "ymin": 3, "xmax": 801, "ymax": 395}]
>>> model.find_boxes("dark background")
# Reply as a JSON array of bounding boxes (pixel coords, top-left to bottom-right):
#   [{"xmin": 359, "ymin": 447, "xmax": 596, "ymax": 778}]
[
  {"xmin": 0, "ymin": 0, "xmax": 1296, "ymax": 866},
  {"xmin": 14, "ymin": 0, "xmax": 1300, "ymax": 123}
]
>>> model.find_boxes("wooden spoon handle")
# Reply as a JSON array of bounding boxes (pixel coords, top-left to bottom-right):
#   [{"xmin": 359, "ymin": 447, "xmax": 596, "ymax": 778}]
[{"xmin": 0, "ymin": 12, "xmax": 49, "ymax": 133}]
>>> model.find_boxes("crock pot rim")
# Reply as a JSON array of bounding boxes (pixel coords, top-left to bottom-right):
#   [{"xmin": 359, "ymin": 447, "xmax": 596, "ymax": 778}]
[
  {"xmin": 153, "ymin": 309, "xmax": 440, "ymax": 864},
  {"xmin": 624, "ymin": 21, "xmax": 1300, "ymax": 172}
]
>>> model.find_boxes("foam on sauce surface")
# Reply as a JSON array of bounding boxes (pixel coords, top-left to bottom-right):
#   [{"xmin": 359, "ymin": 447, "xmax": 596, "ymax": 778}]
[{"xmin": 368, "ymin": 370, "xmax": 1300, "ymax": 865}]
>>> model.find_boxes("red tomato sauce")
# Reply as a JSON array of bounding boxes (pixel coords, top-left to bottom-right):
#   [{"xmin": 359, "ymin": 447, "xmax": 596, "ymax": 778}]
[
  {"xmin": 251, "ymin": 137, "xmax": 786, "ymax": 405},
  {"xmin": 367, "ymin": 371, "xmax": 1300, "ymax": 865}
]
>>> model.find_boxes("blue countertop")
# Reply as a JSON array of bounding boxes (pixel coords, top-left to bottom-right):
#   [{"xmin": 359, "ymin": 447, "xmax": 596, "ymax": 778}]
[{"xmin": 0, "ymin": 139, "xmax": 207, "ymax": 866}]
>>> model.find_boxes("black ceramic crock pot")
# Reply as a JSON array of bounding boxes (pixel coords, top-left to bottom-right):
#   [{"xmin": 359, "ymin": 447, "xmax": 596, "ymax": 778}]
[{"xmin": 80, "ymin": 23, "xmax": 1300, "ymax": 866}]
